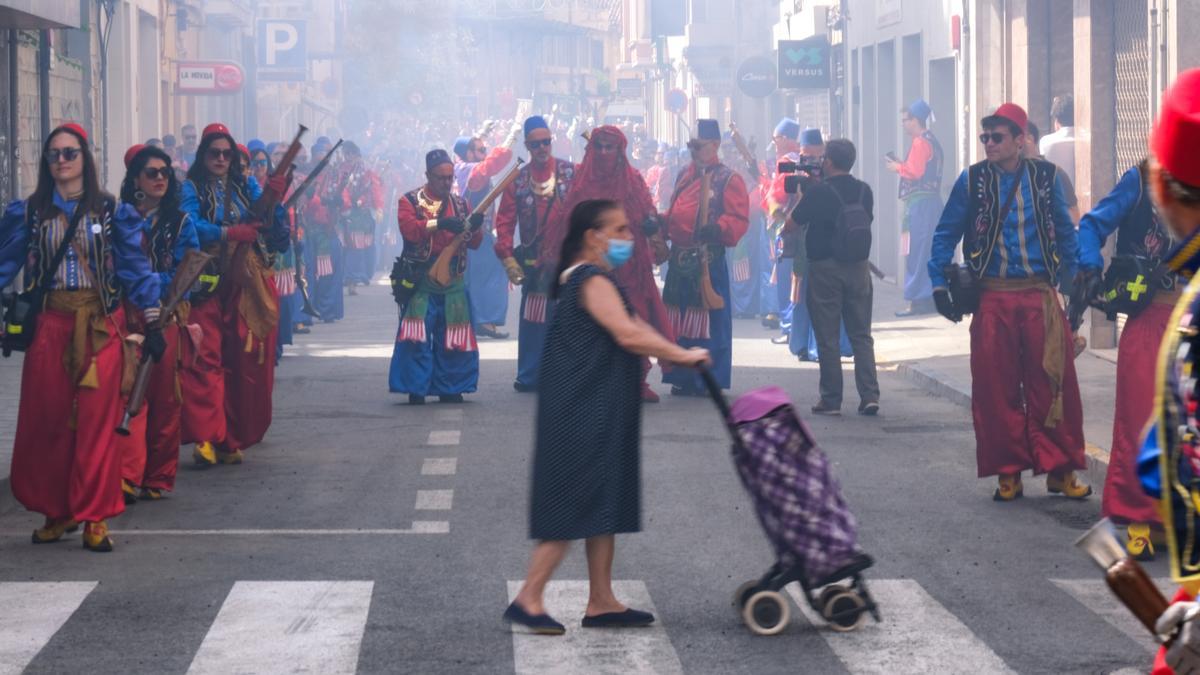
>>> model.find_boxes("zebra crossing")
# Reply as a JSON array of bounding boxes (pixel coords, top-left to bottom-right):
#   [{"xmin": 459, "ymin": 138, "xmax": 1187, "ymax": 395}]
[{"xmin": 0, "ymin": 576, "xmax": 1163, "ymax": 674}]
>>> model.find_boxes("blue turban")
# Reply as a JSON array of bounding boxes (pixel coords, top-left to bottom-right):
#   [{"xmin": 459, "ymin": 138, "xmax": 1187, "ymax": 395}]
[
  {"xmin": 313, "ymin": 136, "xmax": 332, "ymax": 152},
  {"xmin": 425, "ymin": 148, "xmax": 453, "ymax": 171},
  {"xmin": 523, "ymin": 116, "xmax": 549, "ymax": 137},
  {"xmin": 453, "ymin": 136, "xmax": 472, "ymax": 161},
  {"xmin": 908, "ymin": 98, "xmax": 932, "ymax": 123},
  {"xmin": 800, "ymin": 127, "xmax": 824, "ymax": 146},
  {"xmin": 697, "ymin": 119, "xmax": 720, "ymax": 141},
  {"xmin": 247, "ymin": 139, "xmax": 266, "ymax": 154},
  {"xmin": 774, "ymin": 118, "xmax": 800, "ymax": 140},
  {"xmin": 265, "ymin": 142, "xmax": 280, "ymax": 157}
]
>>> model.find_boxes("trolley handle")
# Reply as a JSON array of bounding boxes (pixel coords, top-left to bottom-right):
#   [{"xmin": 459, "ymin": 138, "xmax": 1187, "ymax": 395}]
[{"xmin": 698, "ymin": 365, "xmax": 732, "ymax": 420}]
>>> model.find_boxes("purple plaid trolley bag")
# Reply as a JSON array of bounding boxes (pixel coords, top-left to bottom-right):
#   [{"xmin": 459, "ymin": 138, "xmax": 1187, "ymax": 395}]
[{"xmin": 699, "ymin": 370, "xmax": 881, "ymax": 635}]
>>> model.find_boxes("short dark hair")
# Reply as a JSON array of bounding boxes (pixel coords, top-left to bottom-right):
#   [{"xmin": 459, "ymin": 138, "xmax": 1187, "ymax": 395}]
[
  {"xmin": 825, "ymin": 139, "xmax": 856, "ymax": 171},
  {"xmin": 1164, "ymin": 169, "xmax": 1200, "ymax": 206},
  {"xmin": 552, "ymin": 199, "xmax": 622, "ymax": 298},
  {"xmin": 981, "ymin": 116, "xmax": 1023, "ymax": 139},
  {"xmin": 1051, "ymin": 95, "xmax": 1074, "ymax": 126},
  {"xmin": 1026, "ymin": 121, "xmax": 1041, "ymax": 144}
]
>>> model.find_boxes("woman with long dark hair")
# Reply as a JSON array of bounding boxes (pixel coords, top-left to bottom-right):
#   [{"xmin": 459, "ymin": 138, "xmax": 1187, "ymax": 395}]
[
  {"xmin": 114, "ymin": 144, "xmax": 199, "ymax": 503},
  {"xmin": 0, "ymin": 123, "xmax": 161, "ymax": 552},
  {"xmin": 178, "ymin": 123, "xmax": 290, "ymax": 467},
  {"xmin": 504, "ymin": 199, "xmax": 709, "ymax": 634}
]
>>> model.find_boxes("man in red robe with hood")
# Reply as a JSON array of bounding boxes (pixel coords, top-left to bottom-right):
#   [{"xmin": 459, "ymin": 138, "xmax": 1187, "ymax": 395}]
[{"xmin": 539, "ymin": 125, "xmax": 674, "ymax": 401}]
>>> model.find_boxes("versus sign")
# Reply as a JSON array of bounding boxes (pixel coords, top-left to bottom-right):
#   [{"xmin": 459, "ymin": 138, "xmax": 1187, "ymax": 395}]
[
  {"xmin": 777, "ymin": 37, "xmax": 830, "ymax": 89},
  {"xmin": 178, "ymin": 62, "xmax": 244, "ymax": 95}
]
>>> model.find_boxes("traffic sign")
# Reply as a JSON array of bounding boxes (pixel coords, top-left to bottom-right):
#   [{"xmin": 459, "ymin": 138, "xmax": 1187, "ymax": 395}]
[
  {"xmin": 257, "ymin": 19, "xmax": 307, "ymax": 82},
  {"xmin": 177, "ymin": 62, "xmax": 245, "ymax": 95},
  {"xmin": 665, "ymin": 88, "xmax": 688, "ymax": 114}
]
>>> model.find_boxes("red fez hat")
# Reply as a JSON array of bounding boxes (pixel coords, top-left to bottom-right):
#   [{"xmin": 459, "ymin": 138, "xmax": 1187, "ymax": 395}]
[
  {"xmin": 1152, "ymin": 68, "xmax": 1200, "ymax": 187},
  {"xmin": 202, "ymin": 123, "xmax": 232, "ymax": 141},
  {"xmin": 124, "ymin": 144, "xmax": 146, "ymax": 169},
  {"xmin": 237, "ymin": 144, "xmax": 250, "ymax": 159},
  {"xmin": 984, "ymin": 102, "xmax": 1028, "ymax": 133},
  {"xmin": 55, "ymin": 122, "xmax": 88, "ymax": 144}
]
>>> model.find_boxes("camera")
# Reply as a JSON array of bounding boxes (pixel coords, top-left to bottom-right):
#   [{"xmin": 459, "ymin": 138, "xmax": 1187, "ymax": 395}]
[{"xmin": 778, "ymin": 155, "xmax": 823, "ymax": 194}]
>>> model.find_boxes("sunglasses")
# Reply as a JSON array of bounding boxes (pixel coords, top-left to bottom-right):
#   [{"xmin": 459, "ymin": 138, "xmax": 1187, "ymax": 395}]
[
  {"xmin": 207, "ymin": 148, "xmax": 234, "ymax": 160},
  {"xmin": 595, "ymin": 142, "xmax": 618, "ymax": 153},
  {"xmin": 251, "ymin": 159, "xmax": 269, "ymax": 168},
  {"xmin": 979, "ymin": 132, "xmax": 1010, "ymax": 145},
  {"xmin": 142, "ymin": 167, "xmax": 171, "ymax": 180},
  {"xmin": 46, "ymin": 148, "xmax": 82, "ymax": 163},
  {"xmin": 429, "ymin": 172, "xmax": 455, "ymax": 181},
  {"xmin": 526, "ymin": 139, "xmax": 552, "ymax": 149},
  {"xmin": 471, "ymin": 145, "xmax": 487, "ymax": 154}
]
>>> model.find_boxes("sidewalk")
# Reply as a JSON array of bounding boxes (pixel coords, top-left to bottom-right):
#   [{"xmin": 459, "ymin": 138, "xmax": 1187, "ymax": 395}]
[
  {"xmin": 870, "ymin": 280, "xmax": 1117, "ymax": 491},
  {"xmin": 0, "ymin": 353, "xmax": 19, "ymax": 511}
]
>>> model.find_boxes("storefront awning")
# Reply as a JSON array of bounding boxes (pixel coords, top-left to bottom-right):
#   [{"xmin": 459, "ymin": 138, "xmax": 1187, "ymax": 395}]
[{"xmin": 0, "ymin": 0, "xmax": 80, "ymax": 29}]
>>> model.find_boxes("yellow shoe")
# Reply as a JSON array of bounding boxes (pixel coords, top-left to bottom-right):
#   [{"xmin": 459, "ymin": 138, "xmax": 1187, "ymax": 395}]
[
  {"xmin": 993, "ymin": 473, "xmax": 1023, "ymax": 501},
  {"xmin": 217, "ymin": 449, "xmax": 244, "ymax": 465},
  {"xmin": 193, "ymin": 441, "xmax": 217, "ymax": 466},
  {"xmin": 31, "ymin": 518, "xmax": 77, "ymax": 544},
  {"xmin": 121, "ymin": 479, "xmax": 139, "ymax": 505},
  {"xmin": 1047, "ymin": 471, "xmax": 1093, "ymax": 499},
  {"xmin": 82, "ymin": 521, "xmax": 113, "ymax": 553},
  {"xmin": 139, "ymin": 487, "xmax": 164, "ymax": 501},
  {"xmin": 1126, "ymin": 523, "xmax": 1156, "ymax": 561}
]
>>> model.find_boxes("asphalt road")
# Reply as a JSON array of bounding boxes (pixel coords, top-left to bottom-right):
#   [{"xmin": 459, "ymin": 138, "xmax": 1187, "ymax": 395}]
[{"xmin": 0, "ymin": 281, "xmax": 1167, "ymax": 674}]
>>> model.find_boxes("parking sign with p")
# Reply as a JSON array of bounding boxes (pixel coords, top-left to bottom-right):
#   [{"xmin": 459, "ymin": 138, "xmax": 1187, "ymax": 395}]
[{"xmin": 257, "ymin": 19, "xmax": 307, "ymax": 82}]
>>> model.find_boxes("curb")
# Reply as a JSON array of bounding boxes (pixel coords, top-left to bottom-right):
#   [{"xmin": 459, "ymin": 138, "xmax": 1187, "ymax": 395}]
[
  {"xmin": 0, "ymin": 476, "xmax": 16, "ymax": 515},
  {"xmin": 896, "ymin": 361, "xmax": 1111, "ymax": 490}
]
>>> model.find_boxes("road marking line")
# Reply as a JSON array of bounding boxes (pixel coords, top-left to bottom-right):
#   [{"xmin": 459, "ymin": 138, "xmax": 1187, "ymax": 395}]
[
  {"xmin": 427, "ymin": 430, "xmax": 461, "ymax": 446},
  {"xmin": 436, "ymin": 409, "xmax": 464, "ymax": 421},
  {"xmin": 0, "ymin": 524, "xmax": 452, "ymax": 537},
  {"xmin": 0, "ymin": 582, "xmax": 97, "ymax": 675},
  {"xmin": 507, "ymin": 580, "xmax": 683, "ymax": 674},
  {"xmin": 187, "ymin": 581, "xmax": 373, "ymax": 675},
  {"xmin": 415, "ymin": 489, "xmax": 453, "ymax": 510},
  {"xmin": 421, "ymin": 458, "xmax": 458, "ymax": 475},
  {"xmin": 788, "ymin": 580, "xmax": 1015, "ymax": 674},
  {"xmin": 1050, "ymin": 578, "xmax": 1174, "ymax": 654}
]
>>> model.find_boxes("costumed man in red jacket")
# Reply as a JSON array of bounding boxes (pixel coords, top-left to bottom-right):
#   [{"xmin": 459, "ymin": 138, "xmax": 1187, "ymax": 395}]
[
  {"xmin": 661, "ymin": 119, "xmax": 750, "ymax": 395},
  {"xmin": 539, "ymin": 125, "xmax": 674, "ymax": 401}
]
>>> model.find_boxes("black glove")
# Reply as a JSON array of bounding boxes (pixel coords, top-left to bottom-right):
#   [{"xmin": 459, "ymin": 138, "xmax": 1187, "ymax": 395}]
[
  {"xmin": 697, "ymin": 224, "xmax": 721, "ymax": 243},
  {"xmin": 143, "ymin": 324, "xmax": 167, "ymax": 364},
  {"xmin": 467, "ymin": 213, "xmax": 484, "ymax": 230},
  {"xmin": 933, "ymin": 289, "xmax": 961, "ymax": 323},
  {"xmin": 436, "ymin": 217, "xmax": 466, "ymax": 234},
  {"xmin": 642, "ymin": 215, "xmax": 661, "ymax": 237},
  {"xmin": 1072, "ymin": 268, "xmax": 1104, "ymax": 307}
]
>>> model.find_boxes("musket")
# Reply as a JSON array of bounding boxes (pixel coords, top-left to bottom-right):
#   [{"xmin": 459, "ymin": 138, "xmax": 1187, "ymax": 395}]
[
  {"xmin": 429, "ymin": 158, "xmax": 525, "ymax": 287},
  {"xmin": 282, "ymin": 139, "xmax": 344, "ymax": 320},
  {"xmin": 284, "ymin": 139, "xmax": 344, "ymax": 210},
  {"xmin": 228, "ymin": 124, "xmax": 308, "ymax": 288},
  {"xmin": 728, "ymin": 122, "xmax": 761, "ymax": 181},
  {"xmin": 116, "ymin": 248, "xmax": 214, "ymax": 435}
]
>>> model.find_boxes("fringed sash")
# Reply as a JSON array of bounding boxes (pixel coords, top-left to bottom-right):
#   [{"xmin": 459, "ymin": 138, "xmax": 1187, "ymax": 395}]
[
  {"xmin": 663, "ymin": 244, "xmax": 723, "ymax": 340},
  {"xmin": 316, "ymin": 254, "xmax": 333, "ymax": 278},
  {"xmin": 398, "ymin": 278, "xmax": 477, "ymax": 352}
]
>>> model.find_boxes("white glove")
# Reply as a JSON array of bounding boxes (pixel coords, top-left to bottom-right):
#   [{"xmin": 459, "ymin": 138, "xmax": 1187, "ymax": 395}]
[
  {"xmin": 1157, "ymin": 602, "xmax": 1200, "ymax": 674},
  {"xmin": 503, "ymin": 124, "xmax": 522, "ymax": 150}
]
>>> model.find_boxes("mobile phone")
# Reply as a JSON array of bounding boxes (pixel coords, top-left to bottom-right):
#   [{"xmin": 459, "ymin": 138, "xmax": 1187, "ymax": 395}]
[{"xmin": 884, "ymin": 151, "xmax": 899, "ymax": 163}]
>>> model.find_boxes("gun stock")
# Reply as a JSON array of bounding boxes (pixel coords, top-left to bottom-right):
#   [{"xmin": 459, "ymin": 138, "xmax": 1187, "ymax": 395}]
[
  {"xmin": 117, "ymin": 249, "xmax": 214, "ymax": 435},
  {"xmin": 285, "ymin": 139, "xmax": 344, "ymax": 210},
  {"xmin": 429, "ymin": 159, "xmax": 525, "ymax": 287}
]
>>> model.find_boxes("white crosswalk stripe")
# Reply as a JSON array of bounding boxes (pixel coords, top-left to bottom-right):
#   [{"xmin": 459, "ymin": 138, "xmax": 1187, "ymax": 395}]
[
  {"xmin": 0, "ymin": 581, "xmax": 97, "ymax": 675},
  {"xmin": 788, "ymin": 580, "xmax": 1016, "ymax": 674},
  {"xmin": 507, "ymin": 580, "xmax": 683, "ymax": 674},
  {"xmin": 1050, "ymin": 578, "xmax": 1176, "ymax": 654},
  {"xmin": 186, "ymin": 581, "xmax": 374, "ymax": 675}
]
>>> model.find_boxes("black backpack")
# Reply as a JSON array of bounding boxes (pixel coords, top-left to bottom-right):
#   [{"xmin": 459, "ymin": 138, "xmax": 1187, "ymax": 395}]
[{"xmin": 830, "ymin": 181, "xmax": 872, "ymax": 263}]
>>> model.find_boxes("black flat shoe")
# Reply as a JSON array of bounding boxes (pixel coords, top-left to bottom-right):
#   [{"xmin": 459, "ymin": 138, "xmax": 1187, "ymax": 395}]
[
  {"xmin": 477, "ymin": 325, "xmax": 509, "ymax": 339},
  {"xmin": 581, "ymin": 608, "xmax": 655, "ymax": 628},
  {"xmin": 513, "ymin": 381, "xmax": 536, "ymax": 393},
  {"xmin": 504, "ymin": 602, "xmax": 566, "ymax": 635},
  {"xmin": 408, "ymin": 394, "xmax": 426, "ymax": 405},
  {"xmin": 438, "ymin": 394, "xmax": 464, "ymax": 404}
]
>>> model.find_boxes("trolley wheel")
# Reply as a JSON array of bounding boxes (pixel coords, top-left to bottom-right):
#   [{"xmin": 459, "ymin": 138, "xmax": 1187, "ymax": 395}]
[
  {"xmin": 732, "ymin": 580, "xmax": 759, "ymax": 609},
  {"xmin": 821, "ymin": 591, "xmax": 868, "ymax": 632},
  {"xmin": 816, "ymin": 584, "xmax": 849, "ymax": 611},
  {"xmin": 741, "ymin": 590, "xmax": 791, "ymax": 636}
]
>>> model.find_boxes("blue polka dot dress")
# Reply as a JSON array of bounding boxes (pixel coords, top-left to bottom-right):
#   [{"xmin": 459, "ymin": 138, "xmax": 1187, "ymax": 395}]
[{"xmin": 530, "ymin": 264, "xmax": 642, "ymax": 541}]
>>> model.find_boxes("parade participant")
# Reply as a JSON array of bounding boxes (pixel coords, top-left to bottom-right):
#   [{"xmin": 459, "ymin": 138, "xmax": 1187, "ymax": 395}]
[
  {"xmin": 180, "ymin": 124, "xmax": 198, "ymax": 166},
  {"xmin": 494, "ymin": 115, "xmax": 576, "ymax": 392},
  {"xmin": 928, "ymin": 103, "xmax": 1090, "ymax": 501},
  {"xmin": 1074, "ymin": 158, "xmax": 1175, "ymax": 561},
  {"xmin": 0, "ymin": 123, "xmax": 161, "ymax": 552},
  {"xmin": 454, "ymin": 131, "xmax": 515, "ymax": 339},
  {"xmin": 336, "ymin": 142, "xmax": 383, "ymax": 294},
  {"xmin": 542, "ymin": 125, "xmax": 674, "ymax": 402},
  {"xmin": 179, "ymin": 122, "xmax": 290, "ymax": 466},
  {"xmin": 389, "ymin": 149, "xmax": 483, "ymax": 404},
  {"xmin": 115, "ymin": 144, "xmax": 199, "ymax": 502},
  {"xmin": 1130, "ymin": 67, "xmax": 1200, "ymax": 675},
  {"xmin": 248, "ymin": 146, "xmax": 271, "ymax": 188},
  {"xmin": 886, "ymin": 99, "xmax": 944, "ymax": 317},
  {"xmin": 791, "ymin": 139, "xmax": 880, "ymax": 416},
  {"xmin": 505, "ymin": 199, "xmax": 711, "ymax": 635},
  {"xmin": 305, "ymin": 144, "xmax": 346, "ymax": 322},
  {"xmin": 661, "ymin": 119, "xmax": 750, "ymax": 394}
]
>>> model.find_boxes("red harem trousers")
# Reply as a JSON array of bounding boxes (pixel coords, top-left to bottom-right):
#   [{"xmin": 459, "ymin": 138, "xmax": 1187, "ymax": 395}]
[
  {"xmin": 117, "ymin": 322, "xmax": 182, "ymax": 491},
  {"xmin": 969, "ymin": 287, "xmax": 1086, "ymax": 477},
  {"xmin": 1102, "ymin": 299, "xmax": 1173, "ymax": 525},
  {"xmin": 219, "ymin": 281, "xmax": 278, "ymax": 452},
  {"xmin": 179, "ymin": 297, "xmax": 227, "ymax": 446},
  {"xmin": 11, "ymin": 304, "xmax": 126, "ymax": 522}
]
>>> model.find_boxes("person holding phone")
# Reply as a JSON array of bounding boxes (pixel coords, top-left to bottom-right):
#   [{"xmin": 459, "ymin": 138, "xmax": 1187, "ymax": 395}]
[{"xmin": 885, "ymin": 99, "xmax": 944, "ymax": 317}]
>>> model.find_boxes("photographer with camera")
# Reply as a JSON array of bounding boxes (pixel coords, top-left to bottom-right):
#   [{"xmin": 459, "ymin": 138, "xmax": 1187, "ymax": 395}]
[{"xmin": 787, "ymin": 140, "xmax": 879, "ymax": 417}]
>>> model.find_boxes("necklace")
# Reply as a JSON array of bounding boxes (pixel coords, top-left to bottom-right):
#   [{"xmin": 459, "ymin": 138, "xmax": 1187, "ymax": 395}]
[
  {"xmin": 531, "ymin": 173, "xmax": 556, "ymax": 198},
  {"xmin": 417, "ymin": 188, "xmax": 443, "ymax": 214}
]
